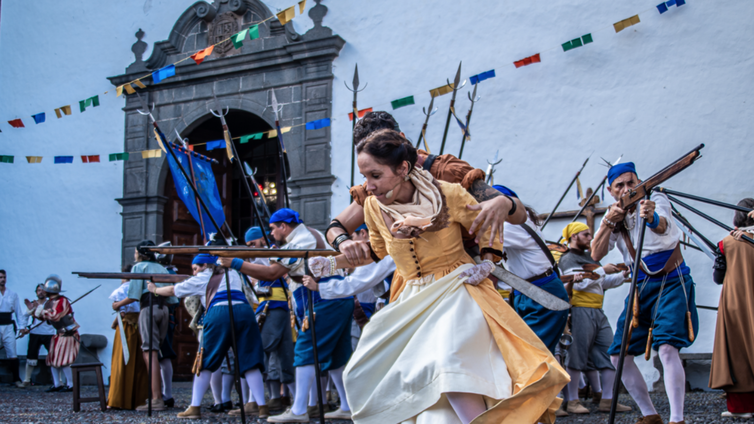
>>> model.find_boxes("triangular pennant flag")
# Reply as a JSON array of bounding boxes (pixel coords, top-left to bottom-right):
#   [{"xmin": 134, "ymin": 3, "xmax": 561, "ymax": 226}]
[
  {"xmin": 141, "ymin": 149, "xmax": 162, "ymax": 159},
  {"xmin": 79, "ymin": 95, "xmax": 100, "ymax": 112},
  {"xmin": 26, "ymin": 156, "xmax": 43, "ymax": 163},
  {"xmin": 391, "ymin": 96, "xmax": 415, "ymax": 110},
  {"xmin": 305, "ymin": 118, "xmax": 331, "ymax": 130},
  {"xmin": 0, "ymin": 155, "xmax": 14, "ymax": 164},
  {"xmin": 281, "ymin": 126, "xmax": 292, "ymax": 134},
  {"xmin": 223, "ymin": 130, "xmax": 234, "ymax": 162},
  {"xmin": 8, "ymin": 119, "xmax": 25, "ymax": 128},
  {"xmin": 298, "ymin": 0, "xmax": 306, "ymax": 14},
  {"xmin": 152, "ymin": 65, "xmax": 176, "ymax": 84},
  {"xmin": 513, "ymin": 53, "xmax": 541, "ymax": 68},
  {"xmin": 349, "ymin": 107, "xmax": 373, "ymax": 121},
  {"xmin": 54, "ymin": 156, "xmax": 74, "ymax": 164},
  {"xmin": 576, "ymin": 177, "xmax": 583, "ymax": 200},
  {"xmin": 248, "ymin": 25, "xmax": 260, "ymax": 40},
  {"xmin": 240, "ymin": 132, "xmax": 265, "ymax": 144},
  {"xmin": 31, "ymin": 113, "xmax": 45, "ymax": 124},
  {"xmin": 614, "ymin": 15, "xmax": 640, "ymax": 33},
  {"xmin": 277, "ymin": 6, "xmax": 296, "ymax": 25},
  {"xmin": 582, "ymin": 33, "xmax": 593, "ymax": 44},
  {"xmin": 117, "ymin": 84, "xmax": 137, "ymax": 97},
  {"xmin": 153, "ymin": 128, "xmax": 167, "ymax": 153},
  {"xmin": 54, "ymin": 106, "xmax": 72, "ymax": 118},
  {"xmin": 191, "ymin": 45, "xmax": 215, "ymax": 65},
  {"xmin": 231, "ymin": 29, "xmax": 249, "ymax": 49},
  {"xmin": 109, "ymin": 152, "xmax": 130, "ymax": 162},
  {"xmin": 429, "ymin": 84, "xmax": 454, "ymax": 98}
]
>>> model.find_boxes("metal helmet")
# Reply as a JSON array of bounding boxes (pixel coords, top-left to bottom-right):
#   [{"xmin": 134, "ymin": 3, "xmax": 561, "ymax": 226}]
[
  {"xmin": 155, "ymin": 241, "xmax": 173, "ymax": 266},
  {"xmin": 43, "ymin": 274, "xmax": 63, "ymax": 294}
]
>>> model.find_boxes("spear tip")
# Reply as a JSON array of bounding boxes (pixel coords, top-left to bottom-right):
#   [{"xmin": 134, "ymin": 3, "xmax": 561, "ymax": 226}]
[
  {"xmin": 353, "ymin": 63, "xmax": 360, "ymax": 90},
  {"xmin": 453, "ymin": 61, "xmax": 462, "ymax": 86}
]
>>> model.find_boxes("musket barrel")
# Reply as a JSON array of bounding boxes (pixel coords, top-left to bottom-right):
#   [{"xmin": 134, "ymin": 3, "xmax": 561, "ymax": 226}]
[
  {"xmin": 73, "ymin": 272, "xmax": 191, "ymax": 283},
  {"xmin": 147, "ymin": 246, "xmax": 340, "ymax": 258}
]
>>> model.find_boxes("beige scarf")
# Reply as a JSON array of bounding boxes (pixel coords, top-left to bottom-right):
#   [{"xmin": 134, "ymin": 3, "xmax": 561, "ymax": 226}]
[{"xmin": 377, "ymin": 168, "xmax": 448, "ymax": 237}]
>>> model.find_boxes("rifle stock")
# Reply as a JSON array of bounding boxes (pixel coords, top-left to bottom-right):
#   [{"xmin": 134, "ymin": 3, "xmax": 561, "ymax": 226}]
[
  {"xmin": 618, "ymin": 144, "xmax": 704, "ymax": 211},
  {"xmin": 73, "ymin": 272, "xmax": 191, "ymax": 283}
]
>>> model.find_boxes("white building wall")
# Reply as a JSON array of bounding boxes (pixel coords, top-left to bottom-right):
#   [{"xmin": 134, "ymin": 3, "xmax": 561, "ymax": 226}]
[{"xmin": 1, "ymin": 0, "xmax": 752, "ymax": 387}]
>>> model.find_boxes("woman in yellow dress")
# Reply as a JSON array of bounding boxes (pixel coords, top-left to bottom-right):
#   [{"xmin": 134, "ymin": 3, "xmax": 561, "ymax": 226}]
[{"xmin": 308, "ymin": 129, "xmax": 568, "ymax": 424}]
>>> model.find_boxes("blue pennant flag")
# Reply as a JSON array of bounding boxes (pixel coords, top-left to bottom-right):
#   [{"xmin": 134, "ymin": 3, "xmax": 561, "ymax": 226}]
[
  {"xmin": 164, "ymin": 132, "xmax": 226, "ymax": 237},
  {"xmin": 470, "ymin": 69, "xmax": 496, "ymax": 85},
  {"xmin": 206, "ymin": 139, "xmax": 226, "ymax": 151},
  {"xmin": 54, "ymin": 156, "xmax": 73, "ymax": 164},
  {"xmin": 152, "ymin": 65, "xmax": 176, "ymax": 84},
  {"xmin": 32, "ymin": 113, "xmax": 45, "ymax": 124},
  {"xmin": 305, "ymin": 118, "xmax": 331, "ymax": 130},
  {"xmin": 657, "ymin": 3, "xmax": 669, "ymax": 13}
]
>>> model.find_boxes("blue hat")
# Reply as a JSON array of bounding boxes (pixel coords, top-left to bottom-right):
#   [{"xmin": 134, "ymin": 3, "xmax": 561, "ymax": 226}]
[
  {"xmin": 492, "ymin": 185, "xmax": 519, "ymax": 198},
  {"xmin": 355, "ymin": 223, "xmax": 368, "ymax": 233},
  {"xmin": 270, "ymin": 208, "xmax": 303, "ymax": 225},
  {"xmin": 245, "ymin": 226, "xmax": 265, "ymax": 243},
  {"xmin": 192, "ymin": 254, "xmax": 217, "ymax": 265},
  {"xmin": 607, "ymin": 162, "xmax": 637, "ymax": 186}
]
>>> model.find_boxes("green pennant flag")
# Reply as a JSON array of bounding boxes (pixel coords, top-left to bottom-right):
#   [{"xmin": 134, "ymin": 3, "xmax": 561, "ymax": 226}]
[
  {"xmin": 582, "ymin": 33, "xmax": 593, "ymax": 44},
  {"xmin": 232, "ymin": 29, "xmax": 249, "ymax": 49},
  {"xmin": 240, "ymin": 132, "xmax": 264, "ymax": 144},
  {"xmin": 249, "ymin": 25, "xmax": 260, "ymax": 40},
  {"xmin": 0, "ymin": 155, "xmax": 14, "ymax": 164},
  {"xmin": 562, "ymin": 34, "xmax": 591, "ymax": 52},
  {"xmin": 391, "ymin": 96, "xmax": 415, "ymax": 110},
  {"xmin": 109, "ymin": 152, "xmax": 130, "ymax": 161},
  {"xmin": 79, "ymin": 95, "xmax": 100, "ymax": 112}
]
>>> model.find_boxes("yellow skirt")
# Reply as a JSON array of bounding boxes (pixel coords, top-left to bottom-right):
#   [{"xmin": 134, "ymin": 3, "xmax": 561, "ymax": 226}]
[{"xmin": 107, "ymin": 313, "xmax": 149, "ymax": 410}]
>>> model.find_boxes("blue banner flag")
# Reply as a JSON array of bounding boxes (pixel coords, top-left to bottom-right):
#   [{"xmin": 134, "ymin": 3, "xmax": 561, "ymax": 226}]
[
  {"xmin": 470, "ymin": 69, "xmax": 495, "ymax": 85},
  {"xmin": 164, "ymin": 132, "xmax": 225, "ymax": 237},
  {"xmin": 305, "ymin": 118, "xmax": 331, "ymax": 130},
  {"xmin": 152, "ymin": 65, "xmax": 176, "ymax": 84}
]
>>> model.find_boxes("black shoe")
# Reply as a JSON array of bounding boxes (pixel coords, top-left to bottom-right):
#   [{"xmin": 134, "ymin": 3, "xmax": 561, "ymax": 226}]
[
  {"xmin": 46, "ymin": 385, "xmax": 62, "ymax": 393},
  {"xmin": 222, "ymin": 401, "xmax": 233, "ymax": 411},
  {"xmin": 59, "ymin": 386, "xmax": 73, "ymax": 392},
  {"xmin": 209, "ymin": 403, "xmax": 225, "ymax": 413},
  {"xmin": 164, "ymin": 397, "xmax": 175, "ymax": 408}
]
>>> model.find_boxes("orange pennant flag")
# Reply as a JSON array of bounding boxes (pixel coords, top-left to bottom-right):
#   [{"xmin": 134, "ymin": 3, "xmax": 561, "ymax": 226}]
[
  {"xmin": 277, "ymin": 6, "xmax": 296, "ymax": 25},
  {"xmin": 191, "ymin": 45, "xmax": 215, "ymax": 65},
  {"xmin": 349, "ymin": 107, "xmax": 373, "ymax": 121}
]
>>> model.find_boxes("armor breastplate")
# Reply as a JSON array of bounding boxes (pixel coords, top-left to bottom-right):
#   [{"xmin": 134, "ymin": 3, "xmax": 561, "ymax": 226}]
[{"xmin": 51, "ymin": 313, "xmax": 77, "ymax": 332}]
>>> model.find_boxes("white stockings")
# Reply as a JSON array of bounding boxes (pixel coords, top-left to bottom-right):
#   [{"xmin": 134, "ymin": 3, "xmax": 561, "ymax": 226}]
[
  {"xmin": 611, "ymin": 355, "xmax": 657, "ymax": 416},
  {"xmin": 659, "ymin": 345, "xmax": 685, "ymax": 423},
  {"xmin": 446, "ymin": 392, "xmax": 487, "ymax": 424}
]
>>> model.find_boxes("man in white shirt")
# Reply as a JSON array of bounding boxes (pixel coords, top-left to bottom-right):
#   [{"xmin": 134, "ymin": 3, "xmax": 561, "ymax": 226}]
[
  {"xmin": 558, "ymin": 222, "xmax": 631, "ymax": 415},
  {"xmin": 18, "ymin": 284, "xmax": 56, "ymax": 386},
  {"xmin": 591, "ymin": 162, "xmax": 697, "ymax": 424},
  {"xmin": 0, "ymin": 269, "xmax": 24, "ymax": 387}
]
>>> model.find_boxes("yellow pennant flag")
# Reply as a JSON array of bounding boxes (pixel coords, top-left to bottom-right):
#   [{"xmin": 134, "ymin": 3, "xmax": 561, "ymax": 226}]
[
  {"xmin": 429, "ymin": 83, "xmax": 454, "ymax": 98},
  {"xmin": 298, "ymin": 0, "xmax": 306, "ymax": 14},
  {"xmin": 54, "ymin": 105, "xmax": 72, "ymax": 119},
  {"xmin": 223, "ymin": 130, "xmax": 235, "ymax": 162},
  {"xmin": 141, "ymin": 149, "xmax": 162, "ymax": 159},
  {"xmin": 277, "ymin": 6, "xmax": 296, "ymax": 25},
  {"xmin": 26, "ymin": 156, "xmax": 43, "ymax": 163},
  {"xmin": 281, "ymin": 126, "xmax": 292, "ymax": 134},
  {"xmin": 268, "ymin": 129, "xmax": 278, "ymax": 138},
  {"xmin": 614, "ymin": 15, "xmax": 640, "ymax": 33},
  {"xmin": 153, "ymin": 128, "xmax": 167, "ymax": 153},
  {"xmin": 117, "ymin": 84, "xmax": 137, "ymax": 97},
  {"xmin": 133, "ymin": 80, "xmax": 146, "ymax": 89}
]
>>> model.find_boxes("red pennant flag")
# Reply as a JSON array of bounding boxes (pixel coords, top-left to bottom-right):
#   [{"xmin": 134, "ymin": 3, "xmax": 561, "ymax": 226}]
[
  {"xmin": 81, "ymin": 155, "xmax": 101, "ymax": 163},
  {"xmin": 191, "ymin": 45, "xmax": 215, "ymax": 65},
  {"xmin": 348, "ymin": 107, "xmax": 373, "ymax": 121},
  {"xmin": 8, "ymin": 119, "xmax": 24, "ymax": 128},
  {"xmin": 514, "ymin": 53, "xmax": 541, "ymax": 68}
]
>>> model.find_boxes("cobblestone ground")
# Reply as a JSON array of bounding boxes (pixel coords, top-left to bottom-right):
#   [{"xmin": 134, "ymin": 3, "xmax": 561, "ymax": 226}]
[{"xmin": 1, "ymin": 383, "xmax": 753, "ymax": 423}]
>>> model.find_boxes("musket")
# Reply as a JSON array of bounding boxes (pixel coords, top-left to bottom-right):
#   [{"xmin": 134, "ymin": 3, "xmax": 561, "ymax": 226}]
[
  {"xmin": 571, "ymin": 155, "xmax": 622, "ymax": 222},
  {"xmin": 73, "ymin": 272, "xmax": 191, "ymax": 283},
  {"xmin": 18, "ymin": 285, "xmax": 101, "ymax": 339},
  {"xmin": 439, "ymin": 61, "xmax": 465, "ymax": 155},
  {"xmin": 457, "ymin": 83, "xmax": 479, "ymax": 160},
  {"xmin": 269, "ymin": 89, "xmax": 291, "ymax": 208},
  {"xmin": 540, "ymin": 154, "xmax": 591, "ymax": 230},
  {"xmin": 415, "ymin": 96, "xmax": 437, "ymax": 152},
  {"xmin": 617, "ymin": 144, "xmax": 705, "ymax": 211},
  {"xmin": 212, "ymin": 96, "xmax": 273, "ymax": 247},
  {"xmin": 666, "ymin": 193, "xmax": 754, "ymax": 248},
  {"xmin": 345, "ymin": 64, "xmax": 367, "ymax": 202},
  {"xmin": 244, "ymin": 162, "xmax": 272, "ymax": 220},
  {"xmin": 485, "ymin": 150, "xmax": 501, "ymax": 185},
  {"xmin": 656, "ymin": 187, "xmax": 753, "ymax": 214},
  {"xmin": 148, "ymin": 246, "xmax": 339, "ymax": 259}
]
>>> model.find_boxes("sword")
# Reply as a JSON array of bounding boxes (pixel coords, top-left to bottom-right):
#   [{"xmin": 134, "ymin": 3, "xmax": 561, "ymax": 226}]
[
  {"xmin": 116, "ymin": 312, "xmax": 130, "ymax": 365},
  {"xmin": 473, "ymin": 256, "xmax": 571, "ymax": 311},
  {"xmin": 541, "ymin": 154, "xmax": 591, "ymax": 230},
  {"xmin": 18, "ymin": 285, "xmax": 101, "ymax": 338},
  {"xmin": 439, "ymin": 61, "xmax": 465, "ymax": 155}
]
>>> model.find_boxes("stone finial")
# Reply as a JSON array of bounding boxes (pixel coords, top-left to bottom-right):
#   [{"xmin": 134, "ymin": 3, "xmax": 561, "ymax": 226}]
[
  {"xmin": 126, "ymin": 28, "xmax": 149, "ymax": 73},
  {"xmin": 305, "ymin": 0, "xmax": 332, "ymax": 39}
]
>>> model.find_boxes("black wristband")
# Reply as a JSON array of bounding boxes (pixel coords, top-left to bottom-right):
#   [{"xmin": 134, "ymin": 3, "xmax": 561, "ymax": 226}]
[
  {"xmin": 502, "ymin": 194, "xmax": 517, "ymax": 216},
  {"xmin": 332, "ymin": 233, "xmax": 351, "ymax": 252}
]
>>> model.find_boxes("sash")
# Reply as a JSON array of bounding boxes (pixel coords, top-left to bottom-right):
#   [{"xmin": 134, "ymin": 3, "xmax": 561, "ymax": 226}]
[{"xmin": 571, "ymin": 290, "xmax": 604, "ymax": 309}]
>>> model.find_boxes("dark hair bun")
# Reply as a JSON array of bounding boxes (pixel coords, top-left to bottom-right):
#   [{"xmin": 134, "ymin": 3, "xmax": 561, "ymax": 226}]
[{"xmin": 356, "ymin": 129, "xmax": 417, "ymax": 172}]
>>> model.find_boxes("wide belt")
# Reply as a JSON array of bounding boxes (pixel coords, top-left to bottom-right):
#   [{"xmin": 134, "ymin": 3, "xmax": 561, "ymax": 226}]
[
  {"xmin": 140, "ymin": 292, "xmax": 166, "ymax": 309},
  {"xmin": 259, "ymin": 287, "xmax": 288, "ymax": 303},
  {"xmin": 526, "ymin": 267, "xmax": 554, "ymax": 283},
  {"xmin": 571, "ymin": 290, "xmax": 604, "ymax": 309},
  {"xmin": 0, "ymin": 312, "xmax": 12, "ymax": 325}
]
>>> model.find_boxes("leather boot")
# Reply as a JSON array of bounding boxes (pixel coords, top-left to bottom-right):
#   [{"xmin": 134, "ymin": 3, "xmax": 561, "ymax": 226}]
[
  {"xmin": 566, "ymin": 400, "xmax": 590, "ymax": 414},
  {"xmin": 637, "ymin": 414, "xmax": 664, "ymax": 424},
  {"xmin": 599, "ymin": 398, "xmax": 631, "ymax": 412},
  {"xmin": 228, "ymin": 402, "xmax": 258, "ymax": 416},
  {"xmin": 591, "ymin": 391, "xmax": 602, "ymax": 404}
]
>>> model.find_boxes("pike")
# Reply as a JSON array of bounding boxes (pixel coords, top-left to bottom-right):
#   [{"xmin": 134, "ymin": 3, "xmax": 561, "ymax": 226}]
[
  {"xmin": 211, "ymin": 96, "xmax": 272, "ymax": 247},
  {"xmin": 571, "ymin": 155, "xmax": 623, "ymax": 222},
  {"xmin": 666, "ymin": 193, "xmax": 754, "ymax": 248},
  {"xmin": 485, "ymin": 150, "xmax": 501, "ymax": 185},
  {"xmin": 269, "ymin": 89, "xmax": 291, "ymax": 208},
  {"xmin": 415, "ymin": 96, "xmax": 437, "ymax": 152},
  {"xmin": 608, "ymin": 144, "xmax": 705, "ymax": 424},
  {"xmin": 670, "ymin": 205, "xmax": 718, "ymax": 261},
  {"xmin": 244, "ymin": 162, "xmax": 272, "ymax": 220},
  {"xmin": 72, "ymin": 272, "xmax": 191, "ymax": 283},
  {"xmin": 540, "ymin": 154, "xmax": 591, "ymax": 230},
  {"xmin": 656, "ymin": 187, "xmax": 754, "ymax": 214},
  {"xmin": 457, "ymin": 82, "xmax": 479, "ymax": 160},
  {"xmin": 17, "ymin": 284, "xmax": 101, "ymax": 339},
  {"xmin": 439, "ymin": 61, "xmax": 465, "ymax": 155},
  {"xmin": 345, "ymin": 64, "xmax": 367, "ymax": 202},
  {"xmin": 473, "ymin": 256, "xmax": 571, "ymax": 311}
]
